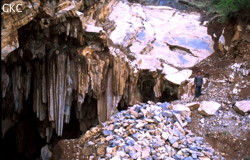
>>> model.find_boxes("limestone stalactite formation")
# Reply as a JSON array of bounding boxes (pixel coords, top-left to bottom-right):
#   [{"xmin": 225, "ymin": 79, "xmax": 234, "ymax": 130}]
[
  {"xmin": 1, "ymin": 0, "xmax": 184, "ymax": 142},
  {"xmin": 2, "ymin": 45, "xmax": 177, "ymax": 139}
]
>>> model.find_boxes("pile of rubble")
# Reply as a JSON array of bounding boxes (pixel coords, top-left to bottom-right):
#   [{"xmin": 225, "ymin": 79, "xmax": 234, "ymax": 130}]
[{"xmin": 76, "ymin": 102, "xmax": 223, "ymax": 160}]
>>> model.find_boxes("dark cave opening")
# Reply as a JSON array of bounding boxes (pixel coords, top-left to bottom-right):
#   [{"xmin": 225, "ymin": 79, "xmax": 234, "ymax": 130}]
[
  {"xmin": 49, "ymin": 100, "xmax": 83, "ymax": 152},
  {"xmin": 1, "ymin": 88, "xmax": 46, "ymax": 160},
  {"xmin": 79, "ymin": 94, "xmax": 99, "ymax": 132},
  {"xmin": 137, "ymin": 70, "xmax": 179, "ymax": 104},
  {"xmin": 159, "ymin": 87, "xmax": 178, "ymax": 102},
  {"xmin": 117, "ymin": 99, "xmax": 129, "ymax": 111},
  {"xmin": 61, "ymin": 103, "xmax": 81, "ymax": 139},
  {"xmin": 138, "ymin": 70, "xmax": 156, "ymax": 103}
]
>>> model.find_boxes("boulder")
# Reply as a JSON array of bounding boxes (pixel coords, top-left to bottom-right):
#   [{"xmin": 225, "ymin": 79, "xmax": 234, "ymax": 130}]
[
  {"xmin": 234, "ymin": 100, "xmax": 250, "ymax": 115},
  {"xmin": 165, "ymin": 69, "xmax": 193, "ymax": 85},
  {"xmin": 198, "ymin": 101, "xmax": 221, "ymax": 116},
  {"xmin": 171, "ymin": 104, "xmax": 191, "ymax": 112}
]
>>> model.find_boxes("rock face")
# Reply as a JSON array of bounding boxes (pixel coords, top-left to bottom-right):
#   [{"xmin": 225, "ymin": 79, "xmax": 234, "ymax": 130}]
[
  {"xmin": 108, "ymin": 1, "xmax": 213, "ymax": 69},
  {"xmin": 1, "ymin": 0, "xmax": 214, "ymax": 139},
  {"xmin": 198, "ymin": 101, "xmax": 221, "ymax": 116},
  {"xmin": 53, "ymin": 102, "xmax": 222, "ymax": 159},
  {"xmin": 1, "ymin": 0, "xmax": 40, "ymax": 60},
  {"xmin": 234, "ymin": 100, "xmax": 250, "ymax": 115}
]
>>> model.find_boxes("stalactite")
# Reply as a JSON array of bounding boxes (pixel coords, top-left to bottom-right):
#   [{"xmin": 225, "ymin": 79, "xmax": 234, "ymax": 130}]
[
  {"xmin": 154, "ymin": 76, "xmax": 164, "ymax": 98},
  {"xmin": 48, "ymin": 58, "xmax": 56, "ymax": 122},
  {"xmin": 2, "ymin": 50, "xmax": 179, "ymax": 139},
  {"xmin": 76, "ymin": 56, "xmax": 89, "ymax": 111},
  {"xmin": 33, "ymin": 62, "xmax": 46, "ymax": 121},
  {"xmin": 24, "ymin": 62, "xmax": 31, "ymax": 100},
  {"xmin": 1, "ymin": 65, "xmax": 9, "ymax": 98},
  {"xmin": 88, "ymin": 56, "xmax": 107, "ymax": 99},
  {"xmin": 42, "ymin": 60, "xmax": 47, "ymax": 103},
  {"xmin": 112, "ymin": 57, "xmax": 128, "ymax": 96},
  {"xmin": 127, "ymin": 67, "xmax": 141, "ymax": 105},
  {"xmin": 56, "ymin": 53, "xmax": 67, "ymax": 136},
  {"xmin": 64, "ymin": 56, "xmax": 73, "ymax": 123},
  {"xmin": 12, "ymin": 65, "xmax": 23, "ymax": 113}
]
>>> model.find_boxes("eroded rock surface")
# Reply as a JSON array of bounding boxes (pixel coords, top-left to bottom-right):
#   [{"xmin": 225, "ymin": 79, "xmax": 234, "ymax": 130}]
[{"xmin": 1, "ymin": 0, "xmax": 215, "ymax": 141}]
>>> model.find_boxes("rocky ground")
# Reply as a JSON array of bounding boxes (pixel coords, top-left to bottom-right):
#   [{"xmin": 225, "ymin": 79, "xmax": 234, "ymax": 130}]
[
  {"xmin": 52, "ymin": 101, "xmax": 225, "ymax": 160},
  {"xmin": 51, "ymin": 99, "xmax": 250, "ymax": 160},
  {"xmin": 176, "ymin": 39, "xmax": 250, "ymax": 160}
]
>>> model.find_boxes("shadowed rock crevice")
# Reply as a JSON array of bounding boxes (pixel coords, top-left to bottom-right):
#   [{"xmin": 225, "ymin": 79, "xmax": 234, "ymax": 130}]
[{"xmin": 138, "ymin": 70, "xmax": 156, "ymax": 102}]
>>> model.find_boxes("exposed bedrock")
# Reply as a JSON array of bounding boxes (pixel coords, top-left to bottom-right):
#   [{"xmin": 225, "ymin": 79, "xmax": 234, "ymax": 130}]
[{"xmin": 1, "ymin": 0, "xmax": 215, "ymax": 159}]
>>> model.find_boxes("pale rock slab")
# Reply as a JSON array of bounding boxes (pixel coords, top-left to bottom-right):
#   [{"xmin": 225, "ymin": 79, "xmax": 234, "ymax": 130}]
[
  {"xmin": 107, "ymin": 1, "xmax": 213, "ymax": 84},
  {"xmin": 234, "ymin": 100, "xmax": 250, "ymax": 115},
  {"xmin": 165, "ymin": 69, "xmax": 193, "ymax": 85},
  {"xmin": 198, "ymin": 101, "xmax": 221, "ymax": 116},
  {"xmin": 171, "ymin": 104, "xmax": 191, "ymax": 112}
]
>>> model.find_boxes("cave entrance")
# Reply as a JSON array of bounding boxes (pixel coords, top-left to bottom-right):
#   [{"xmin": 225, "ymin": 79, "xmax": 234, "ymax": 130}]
[
  {"xmin": 61, "ymin": 102, "xmax": 81, "ymax": 139},
  {"xmin": 138, "ymin": 70, "xmax": 179, "ymax": 104},
  {"xmin": 138, "ymin": 70, "xmax": 156, "ymax": 103},
  {"xmin": 79, "ymin": 94, "xmax": 99, "ymax": 133},
  {"xmin": 159, "ymin": 87, "xmax": 178, "ymax": 102},
  {"xmin": 117, "ymin": 99, "xmax": 129, "ymax": 111},
  {"xmin": 1, "ymin": 90, "xmax": 46, "ymax": 160}
]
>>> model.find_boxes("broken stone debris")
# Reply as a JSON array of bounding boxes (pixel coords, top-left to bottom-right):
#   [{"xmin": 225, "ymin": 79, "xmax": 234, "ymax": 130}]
[{"xmin": 77, "ymin": 102, "xmax": 222, "ymax": 159}]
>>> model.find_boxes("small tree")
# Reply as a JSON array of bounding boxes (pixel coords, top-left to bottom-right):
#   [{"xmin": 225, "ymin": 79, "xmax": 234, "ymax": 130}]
[{"xmin": 215, "ymin": 0, "xmax": 250, "ymax": 22}]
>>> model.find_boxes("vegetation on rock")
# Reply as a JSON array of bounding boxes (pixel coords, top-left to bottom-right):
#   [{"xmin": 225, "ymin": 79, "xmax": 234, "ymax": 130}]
[{"xmin": 214, "ymin": 0, "xmax": 250, "ymax": 22}]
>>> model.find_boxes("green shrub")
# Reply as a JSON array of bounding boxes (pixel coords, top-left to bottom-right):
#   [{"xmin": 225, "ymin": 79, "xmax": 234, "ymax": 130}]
[{"xmin": 214, "ymin": 0, "xmax": 250, "ymax": 22}]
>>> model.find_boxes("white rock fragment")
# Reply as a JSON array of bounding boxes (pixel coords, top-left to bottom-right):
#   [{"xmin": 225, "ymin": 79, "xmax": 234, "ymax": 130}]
[
  {"xmin": 198, "ymin": 101, "xmax": 221, "ymax": 116},
  {"xmin": 234, "ymin": 100, "xmax": 250, "ymax": 115}
]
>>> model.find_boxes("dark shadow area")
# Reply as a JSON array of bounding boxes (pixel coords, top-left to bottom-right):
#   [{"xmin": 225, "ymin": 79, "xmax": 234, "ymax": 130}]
[
  {"xmin": 61, "ymin": 104, "xmax": 81, "ymax": 139},
  {"xmin": 80, "ymin": 95, "xmax": 99, "ymax": 132},
  {"xmin": 159, "ymin": 87, "xmax": 178, "ymax": 102},
  {"xmin": 117, "ymin": 99, "xmax": 129, "ymax": 111},
  {"xmin": 1, "ymin": 91, "xmax": 46, "ymax": 160},
  {"xmin": 138, "ymin": 70, "xmax": 156, "ymax": 103}
]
